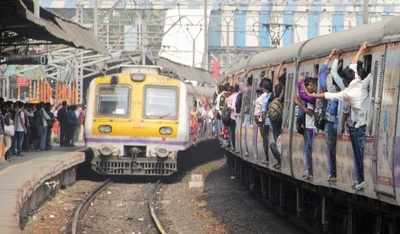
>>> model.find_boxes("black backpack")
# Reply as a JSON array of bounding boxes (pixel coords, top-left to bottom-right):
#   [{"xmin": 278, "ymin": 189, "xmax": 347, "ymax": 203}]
[
  {"xmin": 296, "ymin": 107, "xmax": 305, "ymax": 135},
  {"xmin": 314, "ymin": 100, "xmax": 327, "ymax": 130},
  {"xmin": 221, "ymin": 106, "xmax": 232, "ymax": 125},
  {"xmin": 235, "ymin": 92, "xmax": 243, "ymax": 114}
]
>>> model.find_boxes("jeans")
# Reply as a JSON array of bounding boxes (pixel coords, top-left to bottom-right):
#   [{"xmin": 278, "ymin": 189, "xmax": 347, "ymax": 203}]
[
  {"xmin": 46, "ymin": 126, "xmax": 52, "ymax": 149},
  {"xmin": 270, "ymin": 119, "xmax": 282, "ymax": 142},
  {"xmin": 39, "ymin": 126, "xmax": 48, "ymax": 151},
  {"xmin": 14, "ymin": 131, "xmax": 25, "ymax": 155},
  {"xmin": 303, "ymin": 129, "xmax": 314, "ymax": 176},
  {"xmin": 259, "ymin": 124, "xmax": 270, "ymax": 161},
  {"xmin": 325, "ymin": 121, "xmax": 337, "ymax": 177},
  {"xmin": 270, "ymin": 119, "xmax": 282, "ymax": 162},
  {"xmin": 243, "ymin": 114, "xmax": 251, "ymax": 127},
  {"xmin": 348, "ymin": 125, "xmax": 366, "ymax": 183},
  {"xmin": 229, "ymin": 120, "xmax": 236, "ymax": 150}
]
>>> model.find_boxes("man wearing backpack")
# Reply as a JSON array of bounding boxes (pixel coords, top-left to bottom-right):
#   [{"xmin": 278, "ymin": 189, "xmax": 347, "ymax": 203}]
[
  {"xmin": 254, "ymin": 78, "xmax": 273, "ymax": 163},
  {"xmin": 220, "ymin": 87, "xmax": 232, "ymax": 147},
  {"xmin": 226, "ymin": 85, "xmax": 239, "ymax": 151},
  {"xmin": 268, "ymin": 63, "xmax": 286, "ymax": 169}
]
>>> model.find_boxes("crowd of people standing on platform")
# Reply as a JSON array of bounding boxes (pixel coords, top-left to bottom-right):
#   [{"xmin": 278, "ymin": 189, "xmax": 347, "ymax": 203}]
[{"xmin": 0, "ymin": 99, "xmax": 85, "ymax": 162}]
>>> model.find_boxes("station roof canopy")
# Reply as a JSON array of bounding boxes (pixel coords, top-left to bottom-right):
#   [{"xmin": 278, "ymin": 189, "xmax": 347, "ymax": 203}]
[
  {"xmin": 0, "ymin": 0, "xmax": 107, "ymax": 54},
  {"xmin": 157, "ymin": 57, "xmax": 215, "ymax": 85}
]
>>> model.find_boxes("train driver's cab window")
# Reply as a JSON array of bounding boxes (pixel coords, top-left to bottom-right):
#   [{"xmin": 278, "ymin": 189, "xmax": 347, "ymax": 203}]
[
  {"xmin": 144, "ymin": 86, "xmax": 177, "ymax": 119},
  {"xmin": 97, "ymin": 86, "xmax": 130, "ymax": 116}
]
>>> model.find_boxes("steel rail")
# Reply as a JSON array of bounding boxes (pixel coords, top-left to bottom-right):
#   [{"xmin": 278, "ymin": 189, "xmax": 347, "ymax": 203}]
[
  {"xmin": 71, "ymin": 178, "xmax": 112, "ymax": 234},
  {"xmin": 148, "ymin": 180, "xmax": 167, "ymax": 234}
]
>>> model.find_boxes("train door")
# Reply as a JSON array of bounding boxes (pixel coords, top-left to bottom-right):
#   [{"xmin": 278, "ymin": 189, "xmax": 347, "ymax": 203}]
[
  {"xmin": 373, "ymin": 43, "xmax": 400, "ymax": 197},
  {"xmin": 245, "ymin": 72, "xmax": 258, "ymax": 160},
  {"xmin": 240, "ymin": 74, "xmax": 251, "ymax": 157},
  {"xmin": 255, "ymin": 68, "xmax": 272, "ymax": 163},
  {"xmin": 280, "ymin": 64, "xmax": 296, "ymax": 175}
]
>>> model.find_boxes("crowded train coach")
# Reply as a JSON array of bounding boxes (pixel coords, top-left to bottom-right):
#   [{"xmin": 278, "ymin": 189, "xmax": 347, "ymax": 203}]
[{"xmin": 217, "ymin": 15, "xmax": 400, "ymax": 231}]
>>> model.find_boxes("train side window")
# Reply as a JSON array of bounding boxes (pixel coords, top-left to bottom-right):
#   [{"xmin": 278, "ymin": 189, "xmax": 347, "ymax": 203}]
[
  {"xmin": 363, "ymin": 54, "xmax": 372, "ymax": 74},
  {"xmin": 314, "ymin": 64, "xmax": 319, "ymax": 78},
  {"xmin": 283, "ymin": 72, "xmax": 294, "ymax": 128},
  {"xmin": 367, "ymin": 56, "xmax": 385, "ymax": 136}
]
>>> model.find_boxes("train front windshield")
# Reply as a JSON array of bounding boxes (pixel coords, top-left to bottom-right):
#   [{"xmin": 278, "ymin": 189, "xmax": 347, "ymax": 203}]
[
  {"xmin": 144, "ymin": 86, "xmax": 177, "ymax": 119},
  {"xmin": 96, "ymin": 85, "xmax": 130, "ymax": 116}
]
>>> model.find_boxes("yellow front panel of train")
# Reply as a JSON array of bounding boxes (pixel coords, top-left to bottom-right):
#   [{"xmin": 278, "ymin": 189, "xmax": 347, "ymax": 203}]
[{"xmin": 90, "ymin": 74, "xmax": 180, "ymax": 139}]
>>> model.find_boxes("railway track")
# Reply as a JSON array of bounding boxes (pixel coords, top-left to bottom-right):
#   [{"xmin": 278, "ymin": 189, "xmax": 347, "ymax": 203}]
[{"xmin": 71, "ymin": 179, "xmax": 166, "ymax": 234}]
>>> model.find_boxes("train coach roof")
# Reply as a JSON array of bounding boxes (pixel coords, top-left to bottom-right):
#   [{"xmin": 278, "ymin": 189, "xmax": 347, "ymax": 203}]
[
  {"xmin": 186, "ymin": 84, "xmax": 215, "ymax": 97},
  {"xmin": 247, "ymin": 42, "xmax": 303, "ymax": 68},
  {"xmin": 300, "ymin": 17, "xmax": 397, "ymax": 59},
  {"xmin": 228, "ymin": 15, "xmax": 400, "ymax": 75},
  {"xmin": 224, "ymin": 56, "xmax": 251, "ymax": 74}
]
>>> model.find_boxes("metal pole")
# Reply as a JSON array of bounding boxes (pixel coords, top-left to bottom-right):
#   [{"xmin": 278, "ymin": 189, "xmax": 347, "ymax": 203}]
[
  {"xmin": 363, "ymin": 0, "xmax": 369, "ymax": 24},
  {"xmin": 33, "ymin": 0, "xmax": 40, "ymax": 19},
  {"xmin": 226, "ymin": 21, "xmax": 231, "ymax": 70},
  {"xmin": 203, "ymin": 0, "xmax": 208, "ymax": 70},
  {"xmin": 192, "ymin": 39, "xmax": 196, "ymax": 67},
  {"xmin": 94, "ymin": 0, "xmax": 98, "ymax": 36},
  {"xmin": 138, "ymin": 10, "xmax": 145, "ymax": 65}
]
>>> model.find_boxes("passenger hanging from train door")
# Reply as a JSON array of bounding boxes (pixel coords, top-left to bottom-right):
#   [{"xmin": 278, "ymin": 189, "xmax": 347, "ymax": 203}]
[
  {"xmin": 221, "ymin": 85, "xmax": 232, "ymax": 147},
  {"xmin": 216, "ymin": 83, "xmax": 229, "ymax": 145},
  {"xmin": 268, "ymin": 63, "xmax": 286, "ymax": 169},
  {"xmin": 295, "ymin": 76, "xmax": 318, "ymax": 180},
  {"xmin": 241, "ymin": 76, "xmax": 253, "ymax": 156},
  {"xmin": 310, "ymin": 42, "xmax": 372, "ymax": 191},
  {"xmin": 254, "ymin": 78, "xmax": 273, "ymax": 164},
  {"xmin": 317, "ymin": 49, "xmax": 346, "ymax": 183},
  {"xmin": 226, "ymin": 84, "xmax": 239, "ymax": 152}
]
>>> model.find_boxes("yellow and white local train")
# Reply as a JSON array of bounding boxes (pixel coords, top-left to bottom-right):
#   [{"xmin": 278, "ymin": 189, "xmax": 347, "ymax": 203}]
[{"xmin": 84, "ymin": 65, "xmax": 213, "ymax": 176}]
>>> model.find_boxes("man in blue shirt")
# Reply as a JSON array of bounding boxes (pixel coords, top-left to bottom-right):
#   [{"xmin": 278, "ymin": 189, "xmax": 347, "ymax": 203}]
[{"xmin": 318, "ymin": 49, "xmax": 345, "ymax": 183}]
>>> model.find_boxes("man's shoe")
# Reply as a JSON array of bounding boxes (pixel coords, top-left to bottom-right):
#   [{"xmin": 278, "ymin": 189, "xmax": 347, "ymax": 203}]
[
  {"xmin": 328, "ymin": 176, "xmax": 337, "ymax": 183},
  {"xmin": 273, "ymin": 162, "xmax": 281, "ymax": 169},
  {"xmin": 355, "ymin": 181, "xmax": 366, "ymax": 191}
]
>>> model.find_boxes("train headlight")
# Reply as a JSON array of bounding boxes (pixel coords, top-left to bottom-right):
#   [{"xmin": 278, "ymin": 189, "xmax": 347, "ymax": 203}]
[
  {"xmin": 98, "ymin": 125, "xmax": 112, "ymax": 133},
  {"xmin": 98, "ymin": 145, "xmax": 113, "ymax": 157},
  {"xmin": 130, "ymin": 73, "xmax": 145, "ymax": 82},
  {"xmin": 159, "ymin": 127, "xmax": 173, "ymax": 135},
  {"xmin": 156, "ymin": 147, "xmax": 169, "ymax": 158}
]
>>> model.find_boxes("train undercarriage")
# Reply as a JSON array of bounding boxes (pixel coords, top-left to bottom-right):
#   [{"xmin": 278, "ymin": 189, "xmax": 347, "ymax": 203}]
[
  {"xmin": 91, "ymin": 156, "xmax": 177, "ymax": 176},
  {"xmin": 225, "ymin": 151, "xmax": 400, "ymax": 234}
]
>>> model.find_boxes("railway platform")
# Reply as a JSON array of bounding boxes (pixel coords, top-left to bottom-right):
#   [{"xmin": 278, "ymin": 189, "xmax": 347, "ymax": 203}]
[{"xmin": 0, "ymin": 147, "xmax": 86, "ymax": 234}]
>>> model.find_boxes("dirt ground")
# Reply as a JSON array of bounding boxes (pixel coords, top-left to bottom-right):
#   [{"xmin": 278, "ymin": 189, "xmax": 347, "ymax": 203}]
[
  {"xmin": 79, "ymin": 182, "xmax": 158, "ymax": 234},
  {"xmin": 23, "ymin": 180, "xmax": 99, "ymax": 234},
  {"xmin": 161, "ymin": 158, "xmax": 305, "ymax": 234}
]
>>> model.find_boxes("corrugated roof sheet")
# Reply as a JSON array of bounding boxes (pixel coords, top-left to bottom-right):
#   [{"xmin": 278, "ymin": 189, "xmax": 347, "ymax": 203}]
[
  {"xmin": 0, "ymin": 0, "xmax": 107, "ymax": 54},
  {"xmin": 157, "ymin": 57, "xmax": 215, "ymax": 85}
]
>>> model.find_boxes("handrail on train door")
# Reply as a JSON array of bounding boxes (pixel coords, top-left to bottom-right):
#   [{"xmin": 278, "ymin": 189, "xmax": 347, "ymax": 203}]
[{"xmin": 288, "ymin": 39, "xmax": 312, "ymax": 177}]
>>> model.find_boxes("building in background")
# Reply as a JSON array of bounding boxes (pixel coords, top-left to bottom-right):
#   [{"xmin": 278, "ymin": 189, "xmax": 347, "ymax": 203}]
[{"xmin": 40, "ymin": 0, "xmax": 399, "ymax": 75}]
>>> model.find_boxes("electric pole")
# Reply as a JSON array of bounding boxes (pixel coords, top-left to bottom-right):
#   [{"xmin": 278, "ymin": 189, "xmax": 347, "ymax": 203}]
[
  {"xmin": 94, "ymin": 0, "xmax": 98, "ymax": 36},
  {"xmin": 203, "ymin": 0, "xmax": 208, "ymax": 70},
  {"xmin": 363, "ymin": 0, "xmax": 369, "ymax": 24}
]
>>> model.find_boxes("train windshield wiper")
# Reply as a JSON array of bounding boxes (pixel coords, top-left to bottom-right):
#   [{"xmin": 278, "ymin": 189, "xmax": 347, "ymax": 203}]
[{"xmin": 159, "ymin": 113, "xmax": 172, "ymax": 119}]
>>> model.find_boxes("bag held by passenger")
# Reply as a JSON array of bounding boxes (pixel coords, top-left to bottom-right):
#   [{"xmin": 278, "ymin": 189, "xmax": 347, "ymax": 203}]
[
  {"xmin": 268, "ymin": 98, "xmax": 283, "ymax": 122},
  {"xmin": 221, "ymin": 106, "xmax": 232, "ymax": 125}
]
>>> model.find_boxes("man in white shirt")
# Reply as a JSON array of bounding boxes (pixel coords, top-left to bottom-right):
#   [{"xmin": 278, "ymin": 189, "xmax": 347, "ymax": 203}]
[
  {"xmin": 14, "ymin": 101, "xmax": 27, "ymax": 156},
  {"xmin": 226, "ymin": 85, "xmax": 239, "ymax": 151},
  {"xmin": 254, "ymin": 78, "xmax": 273, "ymax": 163},
  {"xmin": 311, "ymin": 42, "xmax": 370, "ymax": 191}
]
